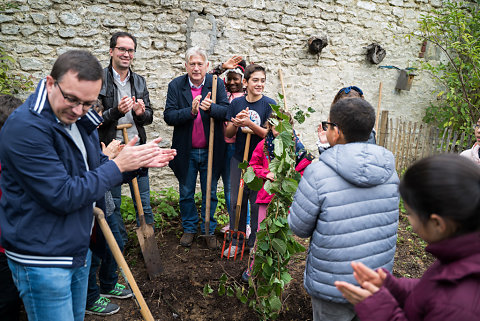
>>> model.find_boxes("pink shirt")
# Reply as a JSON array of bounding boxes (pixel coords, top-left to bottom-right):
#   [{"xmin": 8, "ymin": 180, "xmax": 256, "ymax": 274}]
[{"xmin": 191, "ymin": 87, "xmax": 207, "ymax": 148}]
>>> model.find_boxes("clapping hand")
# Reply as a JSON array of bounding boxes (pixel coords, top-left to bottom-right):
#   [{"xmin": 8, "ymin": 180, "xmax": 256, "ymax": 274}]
[
  {"xmin": 334, "ymin": 262, "xmax": 386, "ymax": 305},
  {"xmin": 192, "ymin": 95, "xmax": 201, "ymax": 115},
  {"xmin": 200, "ymin": 92, "xmax": 212, "ymax": 112},
  {"xmin": 132, "ymin": 96, "xmax": 146, "ymax": 116}
]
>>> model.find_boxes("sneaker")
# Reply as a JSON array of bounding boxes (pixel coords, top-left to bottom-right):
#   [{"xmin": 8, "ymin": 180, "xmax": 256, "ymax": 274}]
[
  {"xmin": 180, "ymin": 232, "xmax": 195, "ymax": 247},
  {"xmin": 223, "ymin": 245, "xmax": 239, "ymax": 258},
  {"xmin": 101, "ymin": 283, "xmax": 133, "ymax": 299},
  {"xmin": 205, "ymin": 235, "xmax": 219, "ymax": 250},
  {"xmin": 85, "ymin": 297, "xmax": 120, "ymax": 316},
  {"xmin": 220, "ymin": 224, "xmax": 230, "ymax": 233},
  {"xmin": 246, "ymin": 224, "xmax": 251, "ymax": 239},
  {"xmin": 241, "ymin": 268, "xmax": 251, "ymax": 283}
]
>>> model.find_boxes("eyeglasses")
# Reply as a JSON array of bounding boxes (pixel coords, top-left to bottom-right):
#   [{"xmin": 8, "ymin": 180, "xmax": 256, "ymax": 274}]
[
  {"xmin": 321, "ymin": 121, "xmax": 338, "ymax": 131},
  {"xmin": 115, "ymin": 47, "xmax": 135, "ymax": 55},
  {"xmin": 55, "ymin": 82, "xmax": 96, "ymax": 111},
  {"xmin": 337, "ymin": 86, "xmax": 364, "ymax": 96}
]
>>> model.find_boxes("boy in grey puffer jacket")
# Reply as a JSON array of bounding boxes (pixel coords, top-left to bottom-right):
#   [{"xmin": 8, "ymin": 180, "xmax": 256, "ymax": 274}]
[{"xmin": 288, "ymin": 98, "xmax": 399, "ymax": 321}]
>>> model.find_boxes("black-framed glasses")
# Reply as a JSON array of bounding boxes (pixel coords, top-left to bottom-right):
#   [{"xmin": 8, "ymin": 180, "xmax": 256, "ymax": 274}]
[
  {"xmin": 337, "ymin": 86, "xmax": 364, "ymax": 96},
  {"xmin": 321, "ymin": 121, "xmax": 338, "ymax": 131},
  {"xmin": 55, "ymin": 81, "xmax": 96, "ymax": 111},
  {"xmin": 115, "ymin": 47, "xmax": 135, "ymax": 55}
]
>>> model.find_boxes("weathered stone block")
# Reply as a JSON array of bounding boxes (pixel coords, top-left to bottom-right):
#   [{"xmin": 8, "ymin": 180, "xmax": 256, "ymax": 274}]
[
  {"xmin": 30, "ymin": 13, "xmax": 48, "ymax": 24},
  {"xmin": 392, "ymin": 7, "xmax": 404, "ymax": 18},
  {"xmin": 388, "ymin": 0, "xmax": 404, "ymax": 6},
  {"xmin": 58, "ymin": 28, "xmax": 76, "ymax": 38},
  {"xmin": 103, "ymin": 18, "xmax": 126, "ymax": 27},
  {"xmin": 59, "ymin": 12, "xmax": 82, "ymax": 25},
  {"xmin": 0, "ymin": 14, "xmax": 13, "ymax": 23},
  {"xmin": 157, "ymin": 24, "xmax": 181, "ymax": 33},
  {"xmin": 357, "ymin": 1, "xmax": 376, "ymax": 11},
  {"xmin": 19, "ymin": 57, "xmax": 44, "ymax": 71},
  {"xmin": 27, "ymin": 0, "xmax": 53, "ymax": 9},
  {"xmin": 1, "ymin": 24, "xmax": 19, "ymax": 35}
]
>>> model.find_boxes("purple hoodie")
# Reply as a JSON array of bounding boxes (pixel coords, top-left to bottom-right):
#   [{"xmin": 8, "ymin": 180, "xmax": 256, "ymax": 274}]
[{"xmin": 355, "ymin": 231, "xmax": 480, "ymax": 321}]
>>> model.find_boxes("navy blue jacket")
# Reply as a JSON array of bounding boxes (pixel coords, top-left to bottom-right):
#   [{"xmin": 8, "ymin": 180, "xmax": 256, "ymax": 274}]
[
  {"xmin": 164, "ymin": 73, "xmax": 229, "ymax": 184},
  {"xmin": 0, "ymin": 79, "xmax": 124, "ymax": 268}
]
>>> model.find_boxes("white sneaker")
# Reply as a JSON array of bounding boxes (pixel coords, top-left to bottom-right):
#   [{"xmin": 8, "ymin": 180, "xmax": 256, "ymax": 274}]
[
  {"xmin": 220, "ymin": 224, "xmax": 230, "ymax": 234},
  {"xmin": 223, "ymin": 245, "xmax": 238, "ymax": 258}
]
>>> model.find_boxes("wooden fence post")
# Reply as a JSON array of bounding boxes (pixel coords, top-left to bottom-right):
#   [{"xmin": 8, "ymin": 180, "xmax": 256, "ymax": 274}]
[{"xmin": 378, "ymin": 110, "xmax": 389, "ymax": 147}]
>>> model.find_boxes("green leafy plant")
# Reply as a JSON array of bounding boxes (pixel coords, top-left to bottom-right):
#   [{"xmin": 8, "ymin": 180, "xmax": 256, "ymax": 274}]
[
  {"xmin": 0, "ymin": 48, "xmax": 34, "ymax": 95},
  {"xmin": 418, "ymin": 1, "xmax": 480, "ymax": 140},
  {"xmin": 215, "ymin": 96, "xmax": 314, "ymax": 320},
  {"xmin": 120, "ymin": 195, "xmax": 136, "ymax": 223}
]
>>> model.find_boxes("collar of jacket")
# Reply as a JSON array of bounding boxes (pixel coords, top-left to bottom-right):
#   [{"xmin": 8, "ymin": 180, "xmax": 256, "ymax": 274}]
[
  {"xmin": 30, "ymin": 78, "xmax": 103, "ymax": 135},
  {"xmin": 427, "ymin": 231, "xmax": 480, "ymax": 282}
]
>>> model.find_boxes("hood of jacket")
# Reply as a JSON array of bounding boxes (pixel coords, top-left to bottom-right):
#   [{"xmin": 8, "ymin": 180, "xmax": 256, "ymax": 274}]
[{"xmin": 320, "ymin": 142, "xmax": 396, "ymax": 187}]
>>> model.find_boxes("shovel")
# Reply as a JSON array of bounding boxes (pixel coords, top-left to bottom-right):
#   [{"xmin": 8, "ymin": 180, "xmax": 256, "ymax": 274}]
[
  {"xmin": 93, "ymin": 207, "xmax": 155, "ymax": 321},
  {"xmin": 117, "ymin": 123, "xmax": 163, "ymax": 279},
  {"xmin": 202, "ymin": 75, "xmax": 217, "ymax": 246},
  {"xmin": 221, "ymin": 128, "xmax": 253, "ymax": 260}
]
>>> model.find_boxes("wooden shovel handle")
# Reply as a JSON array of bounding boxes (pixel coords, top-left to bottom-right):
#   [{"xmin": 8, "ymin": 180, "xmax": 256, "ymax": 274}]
[
  {"xmin": 233, "ymin": 132, "xmax": 251, "ymax": 231},
  {"xmin": 116, "ymin": 124, "xmax": 146, "ymax": 227},
  {"xmin": 204, "ymin": 75, "xmax": 217, "ymax": 235},
  {"xmin": 93, "ymin": 207, "xmax": 154, "ymax": 321}
]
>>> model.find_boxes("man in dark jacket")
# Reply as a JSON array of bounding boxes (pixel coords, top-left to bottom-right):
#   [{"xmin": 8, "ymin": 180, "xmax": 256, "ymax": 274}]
[
  {"xmin": 92, "ymin": 31, "xmax": 154, "ymax": 315},
  {"xmin": 0, "ymin": 50, "xmax": 175, "ymax": 321},
  {"xmin": 164, "ymin": 46, "xmax": 229, "ymax": 250},
  {"xmin": 98, "ymin": 31, "xmax": 154, "ymax": 242}
]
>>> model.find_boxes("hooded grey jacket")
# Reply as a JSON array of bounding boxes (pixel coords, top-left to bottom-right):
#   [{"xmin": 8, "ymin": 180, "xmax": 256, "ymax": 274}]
[{"xmin": 288, "ymin": 142, "xmax": 399, "ymax": 303}]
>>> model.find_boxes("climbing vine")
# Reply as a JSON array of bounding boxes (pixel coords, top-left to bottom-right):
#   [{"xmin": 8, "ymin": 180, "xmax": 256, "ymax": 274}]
[{"xmin": 208, "ymin": 96, "xmax": 314, "ymax": 320}]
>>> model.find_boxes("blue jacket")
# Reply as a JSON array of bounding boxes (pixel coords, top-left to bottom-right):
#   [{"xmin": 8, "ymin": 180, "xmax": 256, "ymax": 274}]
[
  {"xmin": 288, "ymin": 142, "xmax": 399, "ymax": 303},
  {"xmin": 163, "ymin": 73, "xmax": 229, "ymax": 184},
  {"xmin": 0, "ymin": 79, "xmax": 124, "ymax": 268}
]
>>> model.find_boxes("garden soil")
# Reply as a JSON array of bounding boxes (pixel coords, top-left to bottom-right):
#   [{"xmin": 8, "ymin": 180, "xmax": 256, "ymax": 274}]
[{"xmin": 85, "ymin": 214, "xmax": 434, "ymax": 321}]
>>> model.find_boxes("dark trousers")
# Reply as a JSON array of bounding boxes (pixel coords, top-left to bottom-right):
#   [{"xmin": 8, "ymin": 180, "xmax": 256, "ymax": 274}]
[
  {"xmin": 229, "ymin": 157, "xmax": 258, "ymax": 248},
  {"xmin": 86, "ymin": 212, "xmax": 124, "ymax": 307},
  {"xmin": 0, "ymin": 252, "xmax": 20, "ymax": 321}
]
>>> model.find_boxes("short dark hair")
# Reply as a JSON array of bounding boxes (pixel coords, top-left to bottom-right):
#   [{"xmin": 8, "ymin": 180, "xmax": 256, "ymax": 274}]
[
  {"xmin": 50, "ymin": 50, "xmax": 103, "ymax": 83},
  {"xmin": 400, "ymin": 154, "xmax": 480, "ymax": 234},
  {"xmin": 110, "ymin": 32, "xmax": 137, "ymax": 50},
  {"xmin": 0, "ymin": 94, "xmax": 22, "ymax": 129},
  {"xmin": 329, "ymin": 98, "xmax": 375, "ymax": 143},
  {"xmin": 244, "ymin": 64, "xmax": 266, "ymax": 81}
]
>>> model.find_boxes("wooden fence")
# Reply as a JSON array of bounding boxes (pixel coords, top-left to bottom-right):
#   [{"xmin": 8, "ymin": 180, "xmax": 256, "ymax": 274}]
[{"xmin": 376, "ymin": 110, "xmax": 476, "ymax": 172}]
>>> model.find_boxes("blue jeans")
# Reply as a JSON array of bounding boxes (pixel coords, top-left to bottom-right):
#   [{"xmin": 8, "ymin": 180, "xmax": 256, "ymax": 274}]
[
  {"xmin": 179, "ymin": 148, "xmax": 219, "ymax": 234},
  {"xmin": 220, "ymin": 143, "xmax": 235, "ymax": 216},
  {"xmin": 112, "ymin": 170, "xmax": 154, "ymax": 245},
  {"xmin": 86, "ymin": 212, "xmax": 124, "ymax": 307},
  {"xmin": 8, "ymin": 251, "xmax": 91, "ymax": 321}
]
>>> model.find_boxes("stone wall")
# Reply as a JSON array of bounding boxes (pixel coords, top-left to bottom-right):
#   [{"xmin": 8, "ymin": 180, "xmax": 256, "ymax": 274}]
[{"xmin": 1, "ymin": 0, "xmax": 441, "ymax": 189}]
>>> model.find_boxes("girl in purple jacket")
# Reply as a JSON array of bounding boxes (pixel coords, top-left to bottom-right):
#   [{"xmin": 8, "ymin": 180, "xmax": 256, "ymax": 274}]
[{"xmin": 335, "ymin": 154, "xmax": 480, "ymax": 321}]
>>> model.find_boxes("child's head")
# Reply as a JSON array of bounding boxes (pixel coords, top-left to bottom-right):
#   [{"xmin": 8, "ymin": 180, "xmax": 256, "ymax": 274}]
[
  {"xmin": 474, "ymin": 117, "xmax": 480, "ymax": 143},
  {"xmin": 331, "ymin": 86, "xmax": 365, "ymax": 107},
  {"xmin": 0, "ymin": 94, "xmax": 23, "ymax": 130},
  {"xmin": 327, "ymin": 98, "xmax": 375, "ymax": 145},
  {"xmin": 400, "ymin": 154, "xmax": 480, "ymax": 242},
  {"xmin": 243, "ymin": 64, "xmax": 266, "ymax": 96},
  {"xmin": 93, "ymin": 99, "xmax": 104, "ymax": 115},
  {"xmin": 225, "ymin": 59, "xmax": 247, "ymax": 94},
  {"xmin": 267, "ymin": 109, "xmax": 293, "ymax": 137}
]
